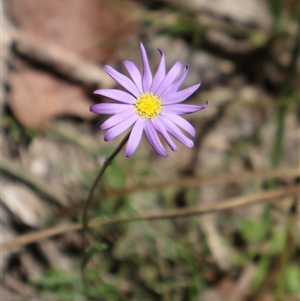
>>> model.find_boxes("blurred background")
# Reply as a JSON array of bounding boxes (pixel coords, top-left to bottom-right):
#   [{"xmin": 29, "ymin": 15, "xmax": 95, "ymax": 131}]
[{"xmin": 1, "ymin": 0, "xmax": 299, "ymax": 300}]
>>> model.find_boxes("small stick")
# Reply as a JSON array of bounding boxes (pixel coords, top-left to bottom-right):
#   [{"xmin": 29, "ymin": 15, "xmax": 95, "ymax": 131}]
[{"xmin": 1, "ymin": 185, "xmax": 298, "ymax": 253}]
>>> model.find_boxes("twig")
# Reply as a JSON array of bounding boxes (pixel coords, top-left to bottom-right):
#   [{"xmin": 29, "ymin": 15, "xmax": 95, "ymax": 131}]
[
  {"xmin": 1, "ymin": 185, "xmax": 298, "ymax": 253},
  {"xmin": 57, "ymin": 167, "xmax": 300, "ymax": 218}
]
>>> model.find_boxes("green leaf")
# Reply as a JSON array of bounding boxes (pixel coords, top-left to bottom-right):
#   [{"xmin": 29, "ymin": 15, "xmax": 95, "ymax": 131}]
[
  {"xmin": 270, "ymin": 229, "xmax": 285, "ymax": 253},
  {"xmin": 287, "ymin": 265, "xmax": 300, "ymax": 294},
  {"xmin": 252, "ymin": 257, "xmax": 270, "ymax": 290},
  {"xmin": 82, "ymin": 243, "xmax": 108, "ymax": 269},
  {"xmin": 240, "ymin": 219, "xmax": 269, "ymax": 242}
]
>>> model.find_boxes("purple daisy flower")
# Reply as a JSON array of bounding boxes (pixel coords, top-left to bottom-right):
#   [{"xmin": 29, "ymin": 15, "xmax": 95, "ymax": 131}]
[{"xmin": 90, "ymin": 42, "xmax": 208, "ymax": 157}]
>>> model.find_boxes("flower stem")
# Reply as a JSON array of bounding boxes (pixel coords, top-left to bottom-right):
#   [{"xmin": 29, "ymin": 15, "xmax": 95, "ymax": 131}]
[{"xmin": 80, "ymin": 132, "xmax": 130, "ymax": 299}]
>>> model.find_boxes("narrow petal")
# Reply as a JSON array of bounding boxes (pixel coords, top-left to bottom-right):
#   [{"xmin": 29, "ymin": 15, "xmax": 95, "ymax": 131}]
[
  {"xmin": 100, "ymin": 109, "xmax": 135, "ymax": 130},
  {"xmin": 94, "ymin": 89, "xmax": 136, "ymax": 104},
  {"xmin": 150, "ymin": 49, "xmax": 166, "ymax": 93},
  {"xmin": 90, "ymin": 103, "xmax": 131, "ymax": 115},
  {"xmin": 125, "ymin": 118, "xmax": 145, "ymax": 157},
  {"xmin": 139, "ymin": 42, "xmax": 153, "ymax": 92},
  {"xmin": 164, "ymin": 102, "xmax": 208, "ymax": 115},
  {"xmin": 104, "ymin": 115, "xmax": 138, "ymax": 141},
  {"xmin": 162, "ymin": 82, "xmax": 201, "ymax": 104},
  {"xmin": 144, "ymin": 120, "xmax": 168, "ymax": 157},
  {"xmin": 155, "ymin": 61, "xmax": 182, "ymax": 96},
  {"xmin": 152, "ymin": 118, "xmax": 177, "ymax": 152},
  {"xmin": 104, "ymin": 65, "xmax": 140, "ymax": 97},
  {"xmin": 161, "ymin": 65, "xmax": 189, "ymax": 96},
  {"xmin": 161, "ymin": 111, "xmax": 196, "ymax": 137},
  {"xmin": 123, "ymin": 60, "xmax": 143, "ymax": 94},
  {"xmin": 160, "ymin": 116, "xmax": 194, "ymax": 148}
]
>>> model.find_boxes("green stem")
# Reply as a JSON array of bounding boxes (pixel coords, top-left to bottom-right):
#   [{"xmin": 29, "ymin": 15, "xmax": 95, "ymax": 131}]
[
  {"xmin": 257, "ymin": 17, "xmax": 300, "ymax": 300},
  {"xmin": 80, "ymin": 132, "xmax": 130, "ymax": 299},
  {"xmin": 270, "ymin": 18, "xmax": 300, "ymax": 300},
  {"xmin": 275, "ymin": 204, "xmax": 296, "ymax": 301},
  {"xmin": 270, "ymin": 17, "xmax": 300, "ymax": 172}
]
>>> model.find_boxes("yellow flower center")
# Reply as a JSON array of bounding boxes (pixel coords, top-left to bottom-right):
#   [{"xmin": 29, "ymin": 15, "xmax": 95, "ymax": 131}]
[{"xmin": 134, "ymin": 93, "xmax": 162, "ymax": 119}]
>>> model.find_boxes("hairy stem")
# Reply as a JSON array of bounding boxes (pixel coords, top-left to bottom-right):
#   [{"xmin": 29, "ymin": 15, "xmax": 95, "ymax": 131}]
[{"xmin": 80, "ymin": 132, "xmax": 130, "ymax": 299}]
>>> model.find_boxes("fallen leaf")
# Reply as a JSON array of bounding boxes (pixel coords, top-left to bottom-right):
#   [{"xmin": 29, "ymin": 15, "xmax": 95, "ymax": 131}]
[
  {"xmin": 8, "ymin": 68, "xmax": 95, "ymax": 129},
  {"xmin": 6, "ymin": 0, "xmax": 136, "ymax": 63}
]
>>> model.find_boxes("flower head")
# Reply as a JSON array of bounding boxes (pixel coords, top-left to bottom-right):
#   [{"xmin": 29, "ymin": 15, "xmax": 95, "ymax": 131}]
[{"xmin": 90, "ymin": 42, "xmax": 208, "ymax": 157}]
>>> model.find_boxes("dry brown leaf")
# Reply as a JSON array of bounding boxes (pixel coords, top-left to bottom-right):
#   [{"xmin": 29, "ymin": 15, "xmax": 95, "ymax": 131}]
[
  {"xmin": 8, "ymin": 68, "xmax": 95, "ymax": 129},
  {"xmin": 7, "ymin": 0, "xmax": 136, "ymax": 63}
]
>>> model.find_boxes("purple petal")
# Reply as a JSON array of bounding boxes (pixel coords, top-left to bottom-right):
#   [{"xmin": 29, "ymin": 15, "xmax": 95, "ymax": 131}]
[
  {"xmin": 162, "ymin": 82, "xmax": 201, "ymax": 105},
  {"xmin": 125, "ymin": 118, "xmax": 145, "ymax": 157},
  {"xmin": 150, "ymin": 49, "xmax": 166, "ymax": 93},
  {"xmin": 90, "ymin": 103, "xmax": 131, "ymax": 115},
  {"xmin": 103, "ymin": 65, "xmax": 140, "ymax": 97},
  {"xmin": 160, "ymin": 111, "xmax": 196, "ymax": 137},
  {"xmin": 152, "ymin": 118, "xmax": 177, "ymax": 152},
  {"xmin": 155, "ymin": 61, "xmax": 182, "ymax": 96},
  {"xmin": 161, "ymin": 65, "xmax": 189, "ymax": 96},
  {"xmin": 94, "ymin": 89, "xmax": 136, "ymax": 104},
  {"xmin": 104, "ymin": 114, "xmax": 138, "ymax": 141},
  {"xmin": 100, "ymin": 109, "xmax": 135, "ymax": 130},
  {"xmin": 139, "ymin": 42, "xmax": 153, "ymax": 92},
  {"xmin": 164, "ymin": 102, "xmax": 208, "ymax": 115},
  {"xmin": 144, "ymin": 120, "xmax": 168, "ymax": 157},
  {"xmin": 160, "ymin": 116, "xmax": 194, "ymax": 148},
  {"xmin": 123, "ymin": 60, "xmax": 143, "ymax": 94}
]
